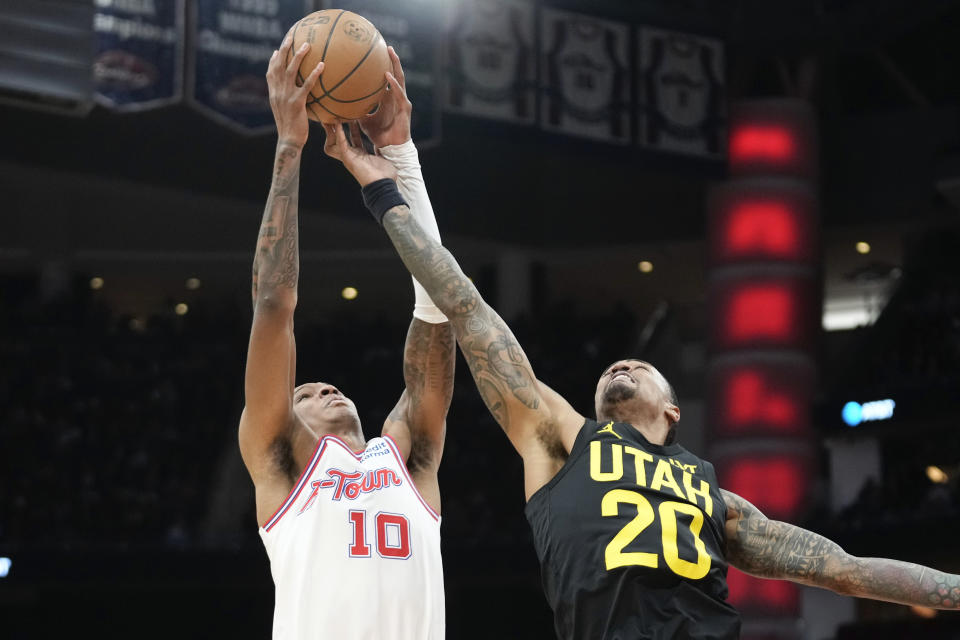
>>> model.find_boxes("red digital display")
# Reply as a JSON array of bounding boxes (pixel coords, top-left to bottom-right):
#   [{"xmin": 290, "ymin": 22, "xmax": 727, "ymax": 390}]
[
  {"xmin": 708, "ymin": 358, "xmax": 814, "ymax": 436},
  {"xmin": 710, "ymin": 276, "xmax": 814, "ymax": 351},
  {"xmin": 727, "ymin": 566, "xmax": 800, "ymax": 614},
  {"xmin": 728, "ymin": 99, "xmax": 817, "ymax": 180},
  {"xmin": 708, "ymin": 180, "xmax": 818, "ymax": 265},
  {"xmin": 719, "ymin": 455, "xmax": 809, "ymax": 519},
  {"xmin": 727, "ymin": 284, "xmax": 794, "ymax": 341},
  {"xmin": 729, "ymin": 125, "xmax": 795, "ymax": 164},
  {"xmin": 727, "ymin": 201, "xmax": 798, "ymax": 255}
]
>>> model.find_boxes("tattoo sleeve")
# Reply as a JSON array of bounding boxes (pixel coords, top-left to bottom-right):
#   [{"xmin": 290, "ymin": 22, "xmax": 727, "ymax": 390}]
[
  {"xmin": 251, "ymin": 142, "xmax": 302, "ymax": 308},
  {"xmin": 382, "ymin": 206, "xmax": 542, "ymax": 434},
  {"xmin": 399, "ymin": 318, "xmax": 455, "ymax": 471},
  {"xmin": 723, "ymin": 490, "xmax": 960, "ymax": 609}
]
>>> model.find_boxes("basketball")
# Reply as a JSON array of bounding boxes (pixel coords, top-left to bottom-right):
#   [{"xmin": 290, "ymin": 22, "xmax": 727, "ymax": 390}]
[{"xmin": 287, "ymin": 9, "xmax": 390, "ymax": 123}]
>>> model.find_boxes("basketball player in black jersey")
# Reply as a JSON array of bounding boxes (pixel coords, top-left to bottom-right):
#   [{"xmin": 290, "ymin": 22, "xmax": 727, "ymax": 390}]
[{"xmin": 322, "ymin": 98, "xmax": 960, "ymax": 640}]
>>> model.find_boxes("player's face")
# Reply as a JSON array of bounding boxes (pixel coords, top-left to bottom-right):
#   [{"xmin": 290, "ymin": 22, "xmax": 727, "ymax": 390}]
[
  {"xmin": 594, "ymin": 359, "xmax": 670, "ymax": 419},
  {"xmin": 293, "ymin": 382, "xmax": 359, "ymax": 424}
]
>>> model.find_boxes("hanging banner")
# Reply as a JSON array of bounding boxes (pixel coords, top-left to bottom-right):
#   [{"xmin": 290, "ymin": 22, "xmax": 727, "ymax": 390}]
[
  {"xmin": 539, "ymin": 7, "xmax": 630, "ymax": 144},
  {"xmin": 323, "ymin": 0, "xmax": 442, "ymax": 147},
  {"xmin": 444, "ymin": 0, "xmax": 536, "ymax": 124},
  {"xmin": 187, "ymin": 0, "xmax": 311, "ymax": 134},
  {"xmin": 638, "ymin": 27, "xmax": 725, "ymax": 157},
  {"xmin": 93, "ymin": 0, "xmax": 185, "ymax": 111}
]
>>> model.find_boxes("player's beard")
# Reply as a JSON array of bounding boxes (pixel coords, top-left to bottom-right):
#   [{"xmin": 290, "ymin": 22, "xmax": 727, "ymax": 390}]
[{"xmin": 602, "ymin": 380, "xmax": 636, "ymax": 405}]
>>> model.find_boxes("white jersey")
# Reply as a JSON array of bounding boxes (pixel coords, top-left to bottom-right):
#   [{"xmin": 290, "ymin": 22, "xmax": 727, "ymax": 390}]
[{"xmin": 259, "ymin": 435, "xmax": 444, "ymax": 640}]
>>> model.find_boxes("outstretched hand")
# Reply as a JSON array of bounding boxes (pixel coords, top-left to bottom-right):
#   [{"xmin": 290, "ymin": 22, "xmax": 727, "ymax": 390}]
[
  {"xmin": 266, "ymin": 34, "xmax": 324, "ymax": 149},
  {"xmin": 358, "ymin": 46, "xmax": 412, "ymax": 149},
  {"xmin": 323, "ymin": 121, "xmax": 398, "ymax": 186}
]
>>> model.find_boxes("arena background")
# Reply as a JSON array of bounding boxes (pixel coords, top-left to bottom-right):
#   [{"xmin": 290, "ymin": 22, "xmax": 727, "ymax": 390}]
[{"xmin": 2, "ymin": 0, "xmax": 960, "ymax": 638}]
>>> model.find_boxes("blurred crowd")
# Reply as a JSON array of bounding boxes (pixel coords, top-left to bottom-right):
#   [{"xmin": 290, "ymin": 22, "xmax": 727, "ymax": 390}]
[
  {"xmin": 0, "ymin": 275, "xmax": 640, "ymax": 553},
  {"xmin": 2, "ymin": 230, "xmax": 958, "ymax": 557}
]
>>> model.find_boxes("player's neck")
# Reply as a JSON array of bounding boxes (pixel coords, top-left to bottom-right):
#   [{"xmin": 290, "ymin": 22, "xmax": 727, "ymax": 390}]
[
  {"xmin": 628, "ymin": 421, "xmax": 671, "ymax": 446},
  {"xmin": 313, "ymin": 420, "xmax": 366, "ymax": 452}
]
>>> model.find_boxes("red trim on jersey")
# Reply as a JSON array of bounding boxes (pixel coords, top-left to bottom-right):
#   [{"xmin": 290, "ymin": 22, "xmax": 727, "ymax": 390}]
[
  {"xmin": 383, "ymin": 434, "xmax": 440, "ymax": 522},
  {"xmin": 262, "ymin": 436, "xmax": 370, "ymax": 531},
  {"xmin": 262, "ymin": 436, "xmax": 329, "ymax": 531}
]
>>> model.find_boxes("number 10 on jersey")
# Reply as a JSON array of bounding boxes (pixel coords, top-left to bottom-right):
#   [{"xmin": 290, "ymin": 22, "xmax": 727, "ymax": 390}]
[{"xmin": 348, "ymin": 510, "xmax": 412, "ymax": 559}]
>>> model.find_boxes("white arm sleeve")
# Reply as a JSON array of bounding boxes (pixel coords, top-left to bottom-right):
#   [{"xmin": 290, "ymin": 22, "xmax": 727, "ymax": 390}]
[{"xmin": 379, "ymin": 139, "xmax": 449, "ymax": 324}]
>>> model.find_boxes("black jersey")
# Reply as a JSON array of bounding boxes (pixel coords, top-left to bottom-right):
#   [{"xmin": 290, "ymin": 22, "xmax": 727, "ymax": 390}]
[{"xmin": 525, "ymin": 418, "xmax": 740, "ymax": 640}]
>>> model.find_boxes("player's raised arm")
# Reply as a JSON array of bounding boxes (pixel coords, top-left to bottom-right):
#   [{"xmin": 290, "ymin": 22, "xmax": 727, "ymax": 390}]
[
  {"xmin": 238, "ymin": 36, "xmax": 323, "ymax": 519},
  {"xmin": 362, "ymin": 48, "xmax": 456, "ymax": 510},
  {"xmin": 323, "ymin": 118, "xmax": 583, "ymax": 497},
  {"xmin": 722, "ymin": 490, "xmax": 960, "ymax": 609}
]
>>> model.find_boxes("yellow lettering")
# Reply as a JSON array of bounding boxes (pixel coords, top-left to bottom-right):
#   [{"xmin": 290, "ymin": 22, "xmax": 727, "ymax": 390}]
[
  {"xmin": 671, "ymin": 459, "xmax": 697, "ymax": 474},
  {"xmin": 624, "ymin": 446, "xmax": 654, "ymax": 487},
  {"xmin": 659, "ymin": 501, "xmax": 711, "ymax": 579},
  {"xmin": 650, "ymin": 459, "xmax": 686, "ymax": 499},
  {"xmin": 682, "ymin": 472, "xmax": 713, "ymax": 517},
  {"xmin": 590, "ymin": 441, "xmax": 623, "ymax": 481}
]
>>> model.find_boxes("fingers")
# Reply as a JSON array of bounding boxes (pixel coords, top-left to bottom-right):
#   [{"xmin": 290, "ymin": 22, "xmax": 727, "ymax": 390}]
[
  {"xmin": 323, "ymin": 122, "xmax": 349, "ymax": 160},
  {"xmin": 299, "ymin": 61, "xmax": 324, "ymax": 97},
  {"xmin": 267, "ymin": 34, "xmax": 291, "ymax": 78},
  {"xmin": 385, "ymin": 72, "xmax": 404, "ymax": 97},
  {"xmin": 348, "ymin": 120, "xmax": 366, "ymax": 152},
  {"xmin": 388, "ymin": 46, "xmax": 406, "ymax": 91},
  {"xmin": 334, "ymin": 120, "xmax": 351, "ymax": 152},
  {"xmin": 385, "ymin": 72, "xmax": 411, "ymax": 113},
  {"xmin": 286, "ymin": 42, "xmax": 311, "ymax": 81}
]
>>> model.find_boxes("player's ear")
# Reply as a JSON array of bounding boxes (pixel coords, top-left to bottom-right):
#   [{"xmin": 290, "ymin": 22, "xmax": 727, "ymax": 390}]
[{"xmin": 665, "ymin": 403, "xmax": 680, "ymax": 426}]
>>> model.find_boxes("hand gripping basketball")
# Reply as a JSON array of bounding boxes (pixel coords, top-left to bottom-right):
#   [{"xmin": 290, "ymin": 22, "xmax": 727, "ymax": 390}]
[
  {"xmin": 266, "ymin": 34, "xmax": 324, "ymax": 148},
  {"xmin": 323, "ymin": 121, "xmax": 397, "ymax": 187},
  {"xmin": 359, "ymin": 46, "xmax": 412, "ymax": 149}
]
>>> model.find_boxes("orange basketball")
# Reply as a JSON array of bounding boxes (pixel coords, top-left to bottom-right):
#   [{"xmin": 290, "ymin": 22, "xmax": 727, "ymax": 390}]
[{"xmin": 287, "ymin": 9, "xmax": 390, "ymax": 123}]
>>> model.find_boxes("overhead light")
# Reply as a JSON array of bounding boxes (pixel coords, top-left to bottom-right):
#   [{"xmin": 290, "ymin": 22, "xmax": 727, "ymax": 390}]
[
  {"xmin": 0, "ymin": 557, "xmax": 10, "ymax": 578},
  {"xmin": 638, "ymin": 261, "xmax": 653, "ymax": 273},
  {"xmin": 89, "ymin": 277, "xmax": 104, "ymax": 290},
  {"xmin": 341, "ymin": 287, "xmax": 358, "ymax": 300},
  {"xmin": 910, "ymin": 605, "xmax": 937, "ymax": 619},
  {"xmin": 926, "ymin": 465, "xmax": 948, "ymax": 484},
  {"xmin": 185, "ymin": 277, "xmax": 201, "ymax": 290},
  {"xmin": 855, "ymin": 241, "xmax": 871, "ymax": 254},
  {"xmin": 174, "ymin": 303, "xmax": 189, "ymax": 316}
]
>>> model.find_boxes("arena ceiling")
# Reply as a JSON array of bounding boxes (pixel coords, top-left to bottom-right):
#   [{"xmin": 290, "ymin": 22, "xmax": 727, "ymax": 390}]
[{"xmin": 2, "ymin": 0, "xmax": 959, "ymax": 250}]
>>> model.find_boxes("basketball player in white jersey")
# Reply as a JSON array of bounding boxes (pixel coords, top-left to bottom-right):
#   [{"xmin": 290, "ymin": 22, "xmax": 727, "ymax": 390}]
[{"xmin": 241, "ymin": 36, "xmax": 449, "ymax": 639}]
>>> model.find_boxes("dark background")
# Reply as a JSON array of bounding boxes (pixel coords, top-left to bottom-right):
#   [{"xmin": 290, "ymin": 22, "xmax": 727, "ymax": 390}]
[{"xmin": 2, "ymin": 0, "xmax": 960, "ymax": 638}]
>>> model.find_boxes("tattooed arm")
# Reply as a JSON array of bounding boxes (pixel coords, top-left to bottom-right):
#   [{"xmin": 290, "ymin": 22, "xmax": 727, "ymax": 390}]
[
  {"xmin": 383, "ymin": 207, "xmax": 582, "ymax": 498},
  {"xmin": 322, "ymin": 122, "xmax": 583, "ymax": 498},
  {"xmin": 381, "ymin": 319, "xmax": 455, "ymax": 513},
  {"xmin": 238, "ymin": 35, "xmax": 323, "ymax": 525},
  {"xmin": 723, "ymin": 490, "xmax": 960, "ymax": 609}
]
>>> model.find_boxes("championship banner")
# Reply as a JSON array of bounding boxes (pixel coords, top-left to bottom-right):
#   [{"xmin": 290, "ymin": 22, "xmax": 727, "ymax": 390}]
[
  {"xmin": 444, "ymin": 0, "xmax": 536, "ymax": 124},
  {"xmin": 637, "ymin": 27, "xmax": 725, "ymax": 157},
  {"xmin": 539, "ymin": 7, "xmax": 630, "ymax": 144},
  {"xmin": 93, "ymin": 0, "xmax": 185, "ymax": 111},
  {"xmin": 323, "ymin": 0, "xmax": 442, "ymax": 147},
  {"xmin": 188, "ymin": 0, "xmax": 311, "ymax": 134}
]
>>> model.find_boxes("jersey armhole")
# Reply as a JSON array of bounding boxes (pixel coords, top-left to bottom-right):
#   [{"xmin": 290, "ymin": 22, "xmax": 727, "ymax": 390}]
[
  {"xmin": 261, "ymin": 436, "xmax": 329, "ymax": 532},
  {"xmin": 383, "ymin": 434, "xmax": 440, "ymax": 522},
  {"xmin": 525, "ymin": 418, "xmax": 593, "ymax": 507}
]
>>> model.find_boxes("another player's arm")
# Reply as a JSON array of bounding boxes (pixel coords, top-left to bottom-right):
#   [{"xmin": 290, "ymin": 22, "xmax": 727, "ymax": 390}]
[
  {"xmin": 382, "ymin": 206, "xmax": 581, "ymax": 460},
  {"xmin": 322, "ymin": 122, "xmax": 582, "ymax": 494},
  {"xmin": 238, "ymin": 37, "xmax": 323, "ymax": 524},
  {"xmin": 722, "ymin": 489, "xmax": 960, "ymax": 609},
  {"xmin": 362, "ymin": 50, "xmax": 457, "ymax": 506}
]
